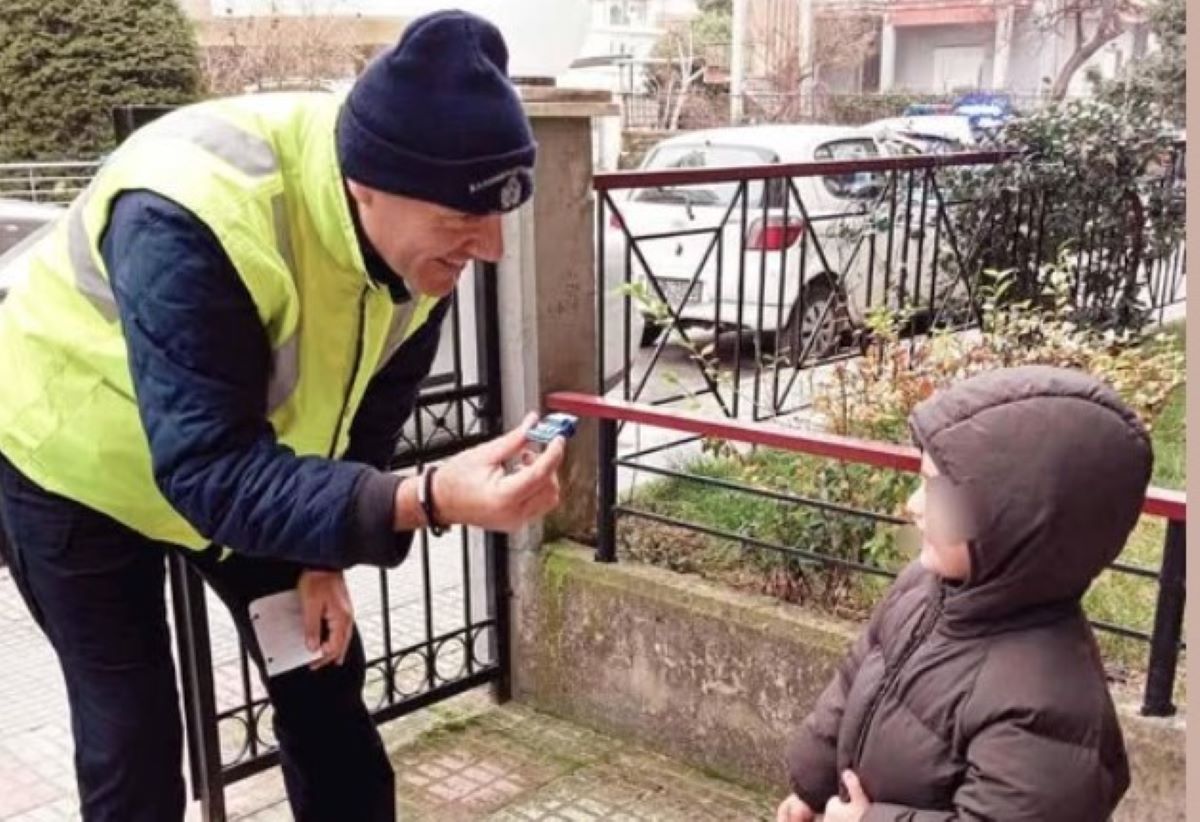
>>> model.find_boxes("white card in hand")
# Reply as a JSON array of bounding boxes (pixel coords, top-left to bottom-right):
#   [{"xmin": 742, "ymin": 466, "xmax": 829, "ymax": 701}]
[{"xmin": 249, "ymin": 589, "xmax": 323, "ymax": 678}]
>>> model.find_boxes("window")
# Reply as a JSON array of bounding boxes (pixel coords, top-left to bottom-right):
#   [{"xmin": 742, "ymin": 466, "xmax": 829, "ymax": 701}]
[
  {"xmin": 814, "ymin": 139, "xmax": 883, "ymax": 199},
  {"xmin": 608, "ymin": 0, "xmax": 647, "ymax": 27},
  {"xmin": 634, "ymin": 145, "xmax": 771, "ymax": 207}
]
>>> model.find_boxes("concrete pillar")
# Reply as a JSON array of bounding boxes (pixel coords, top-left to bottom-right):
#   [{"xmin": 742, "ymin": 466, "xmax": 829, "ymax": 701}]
[
  {"xmin": 731, "ymin": 0, "xmax": 747, "ymax": 123},
  {"xmin": 494, "ymin": 88, "xmax": 618, "ymax": 697},
  {"xmin": 880, "ymin": 21, "xmax": 897, "ymax": 91},
  {"xmin": 798, "ymin": 0, "xmax": 815, "ymax": 115},
  {"xmin": 992, "ymin": 4, "xmax": 1015, "ymax": 90}
]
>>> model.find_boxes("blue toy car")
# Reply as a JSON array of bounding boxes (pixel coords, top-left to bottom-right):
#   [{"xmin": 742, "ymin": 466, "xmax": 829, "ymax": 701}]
[{"xmin": 526, "ymin": 413, "xmax": 579, "ymax": 446}]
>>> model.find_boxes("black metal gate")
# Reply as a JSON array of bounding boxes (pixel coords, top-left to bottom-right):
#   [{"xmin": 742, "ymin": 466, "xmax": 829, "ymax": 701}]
[{"xmin": 169, "ymin": 263, "xmax": 509, "ymax": 820}]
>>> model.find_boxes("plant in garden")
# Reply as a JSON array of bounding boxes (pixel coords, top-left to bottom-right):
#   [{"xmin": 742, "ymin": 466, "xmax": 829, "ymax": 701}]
[
  {"xmin": 622, "ymin": 259, "xmax": 1183, "ymax": 617},
  {"xmin": 1094, "ymin": 0, "xmax": 1185, "ymax": 127},
  {"xmin": 951, "ymin": 96, "xmax": 1184, "ymax": 332},
  {"xmin": 822, "ymin": 92, "xmax": 952, "ymax": 126},
  {"xmin": 811, "ymin": 261, "xmax": 1184, "ymax": 440}
]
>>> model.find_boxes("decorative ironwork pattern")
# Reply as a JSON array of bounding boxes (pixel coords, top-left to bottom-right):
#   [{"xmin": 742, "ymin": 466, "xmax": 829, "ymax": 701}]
[
  {"xmin": 172, "ymin": 262, "xmax": 509, "ymax": 820},
  {"xmin": 596, "ymin": 148, "xmax": 1186, "ymax": 422}
]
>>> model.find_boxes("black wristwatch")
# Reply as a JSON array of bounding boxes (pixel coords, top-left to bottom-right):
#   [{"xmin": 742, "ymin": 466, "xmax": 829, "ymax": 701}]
[{"xmin": 418, "ymin": 466, "xmax": 448, "ymax": 537}]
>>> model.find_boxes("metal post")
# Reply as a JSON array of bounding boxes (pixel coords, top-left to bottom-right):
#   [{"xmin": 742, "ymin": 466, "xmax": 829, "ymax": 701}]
[
  {"xmin": 169, "ymin": 554, "xmax": 227, "ymax": 821},
  {"xmin": 475, "ymin": 260, "xmax": 512, "ymax": 702},
  {"xmin": 596, "ymin": 191, "xmax": 607, "ymax": 395},
  {"xmin": 486, "ymin": 529, "xmax": 512, "ymax": 702},
  {"xmin": 596, "ymin": 419, "xmax": 618, "ymax": 563},
  {"xmin": 1142, "ymin": 519, "xmax": 1186, "ymax": 717},
  {"xmin": 168, "ymin": 559, "xmax": 203, "ymax": 801}
]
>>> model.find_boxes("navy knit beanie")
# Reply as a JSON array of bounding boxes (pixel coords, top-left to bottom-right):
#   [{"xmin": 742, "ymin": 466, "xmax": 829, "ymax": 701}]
[{"xmin": 337, "ymin": 10, "xmax": 536, "ymax": 215}]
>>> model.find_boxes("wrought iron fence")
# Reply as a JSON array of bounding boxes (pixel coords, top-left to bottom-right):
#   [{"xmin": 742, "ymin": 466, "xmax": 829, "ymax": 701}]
[
  {"xmin": 548, "ymin": 391, "xmax": 1188, "ymax": 718},
  {"xmin": 0, "ymin": 105, "xmax": 194, "ymax": 206},
  {"xmin": 0, "ymin": 160, "xmax": 101, "ymax": 204},
  {"xmin": 596, "ymin": 147, "xmax": 1186, "ymax": 423},
  {"xmin": 171, "ymin": 263, "xmax": 509, "ymax": 821},
  {"xmin": 585, "ymin": 140, "xmax": 1187, "ymax": 720}
]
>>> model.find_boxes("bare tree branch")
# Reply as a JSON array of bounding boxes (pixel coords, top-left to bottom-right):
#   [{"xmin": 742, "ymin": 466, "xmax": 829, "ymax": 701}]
[
  {"xmin": 743, "ymin": 10, "xmax": 877, "ymax": 121},
  {"xmin": 1039, "ymin": 0, "xmax": 1140, "ymax": 99},
  {"xmin": 201, "ymin": 3, "xmax": 363, "ymax": 95}
]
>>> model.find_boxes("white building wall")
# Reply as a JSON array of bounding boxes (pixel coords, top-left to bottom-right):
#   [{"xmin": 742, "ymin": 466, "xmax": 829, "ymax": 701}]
[{"xmin": 892, "ymin": 24, "xmax": 995, "ymax": 92}]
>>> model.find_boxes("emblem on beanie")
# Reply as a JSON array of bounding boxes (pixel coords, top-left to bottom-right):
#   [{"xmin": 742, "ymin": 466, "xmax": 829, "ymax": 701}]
[
  {"xmin": 469, "ymin": 166, "xmax": 532, "ymax": 213},
  {"xmin": 499, "ymin": 176, "xmax": 523, "ymax": 211}
]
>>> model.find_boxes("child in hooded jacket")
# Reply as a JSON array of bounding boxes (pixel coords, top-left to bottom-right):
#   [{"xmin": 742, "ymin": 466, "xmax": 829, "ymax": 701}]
[{"xmin": 778, "ymin": 365, "xmax": 1151, "ymax": 822}]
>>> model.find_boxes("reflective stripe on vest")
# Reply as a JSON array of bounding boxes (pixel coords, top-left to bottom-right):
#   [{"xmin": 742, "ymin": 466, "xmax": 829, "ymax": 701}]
[
  {"xmin": 64, "ymin": 111, "xmax": 283, "ymax": 322},
  {"xmin": 157, "ymin": 111, "xmax": 280, "ymax": 177},
  {"xmin": 67, "ymin": 195, "xmax": 118, "ymax": 322},
  {"xmin": 63, "ymin": 112, "xmax": 339, "ymax": 416},
  {"xmin": 0, "ymin": 93, "xmax": 439, "ymax": 549}
]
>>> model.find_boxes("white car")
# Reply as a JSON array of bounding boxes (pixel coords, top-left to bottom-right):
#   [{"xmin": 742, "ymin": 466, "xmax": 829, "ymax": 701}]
[
  {"xmin": 604, "ymin": 124, "xmax": 952, "ymax": 361},
  {"xmin": 864, "ymin": 115, "xmax": 976, "ymax": 156},
  {"xmin": 0, "ymin": 199, "xmax": 64, "ymax": 300}
]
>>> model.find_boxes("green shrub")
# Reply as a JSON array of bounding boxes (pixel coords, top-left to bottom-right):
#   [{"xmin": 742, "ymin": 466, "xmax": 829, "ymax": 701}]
[
  {"xmin": 950, "ymin": 96, "xmax": 1184, "ymax": 332},
  {"xmin": 0, "ymin": 0, "xmax": 202, "ymax": 161},
  {"xmin": 623, "ymin": 264, "xmax": 1184, "ymax": 631}
]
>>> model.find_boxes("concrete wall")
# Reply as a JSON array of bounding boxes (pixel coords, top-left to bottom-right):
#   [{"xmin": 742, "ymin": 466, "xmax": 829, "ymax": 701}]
[
  {"xmin": 513, "ymin": 542, "xmax": 850, "ymax": 786},
  {"xmin": 1006, "ymin": 13, "xmax": 1053, "ymax": 96},
  {"xmin": 513, "ymin": 542, "xmax": 1186, "ymax": 818},
  {"xmin": 882, "ymin": 9, "xmax": 1146, "ymax": 97},
  {"xmin": 892, "ymin": 24, "xmax": 995, "ymax": 92}
]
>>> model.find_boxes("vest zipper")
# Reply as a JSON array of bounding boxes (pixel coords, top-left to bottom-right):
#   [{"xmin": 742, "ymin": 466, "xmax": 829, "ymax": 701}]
[
  {"xmin": 329, "ymin": 287, "xmax": 370, "ymax": 458},
  {"xmin": 850, "ymin": 584, "xmax": 946, "ymax": 778}
]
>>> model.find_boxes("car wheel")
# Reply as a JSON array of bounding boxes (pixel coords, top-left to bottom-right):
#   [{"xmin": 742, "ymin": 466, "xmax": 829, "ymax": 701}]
[
  {"xmin": 640, "ymin": 319, "xmax": 665, "ymax": 348},
  {"xmin": 775, "ymin": 281, "xmax": 848, "ymax": 366}
]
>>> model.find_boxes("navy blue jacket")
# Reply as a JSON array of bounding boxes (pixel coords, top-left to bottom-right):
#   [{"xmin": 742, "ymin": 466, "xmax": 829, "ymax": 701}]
[{"xmin": 102, "ymin": 190, "xmax": 448, "ymax": 569}]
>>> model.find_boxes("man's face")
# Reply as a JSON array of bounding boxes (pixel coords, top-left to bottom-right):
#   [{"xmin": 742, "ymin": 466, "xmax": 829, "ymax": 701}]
[{"xmin": 348, "ymin": 181, "xmax": 503, "ymax": 298}]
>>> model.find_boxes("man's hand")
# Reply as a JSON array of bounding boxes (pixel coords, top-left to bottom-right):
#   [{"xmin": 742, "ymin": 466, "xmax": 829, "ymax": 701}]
[
  {"xmin": 418, "ymin": 413, "xmax": 565, "ymax": 533},
  {"xmin": 776, "ymin": 793, "xmax": 817, "ymax": 822},
  {"xmin": 297, "ymin": 570, "xmax": 354, "ymax": 669},
  {"xmin": 824, "ymin": 771, "xmax": 871, "ymax": 822}
]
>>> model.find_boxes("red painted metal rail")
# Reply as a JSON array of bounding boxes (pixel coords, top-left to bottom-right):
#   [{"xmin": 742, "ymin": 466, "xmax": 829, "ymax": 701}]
[{"xmin": 546, "ymin": 391, "xmax": 1186, "ymax": 523}]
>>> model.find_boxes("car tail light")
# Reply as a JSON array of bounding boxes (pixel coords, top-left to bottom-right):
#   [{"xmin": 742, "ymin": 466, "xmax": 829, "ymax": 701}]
[{"xmin": 746, "ymin": 217, "xmax": 805, "ymax": 250}]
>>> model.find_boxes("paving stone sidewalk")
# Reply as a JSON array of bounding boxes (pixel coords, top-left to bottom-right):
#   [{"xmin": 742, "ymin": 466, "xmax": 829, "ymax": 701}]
[
  {"xmin": 226, "ymin": 695, "xmax": 777, "ymax": 821},
  {"xmin": 1, "ymin": 562, "xmax": 777, "ymax": 821}
]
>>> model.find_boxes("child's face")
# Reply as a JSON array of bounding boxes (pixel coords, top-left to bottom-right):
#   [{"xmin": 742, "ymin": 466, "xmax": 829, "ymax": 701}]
[{"xmin": 907, "ymin": 454, "xmax": 972, "ymax": 581}]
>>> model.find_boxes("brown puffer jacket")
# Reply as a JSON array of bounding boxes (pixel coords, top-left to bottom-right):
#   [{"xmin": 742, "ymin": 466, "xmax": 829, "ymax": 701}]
[{"xmin": 787, "ymin": 366, "xmax": 1152, "ymax": 821}]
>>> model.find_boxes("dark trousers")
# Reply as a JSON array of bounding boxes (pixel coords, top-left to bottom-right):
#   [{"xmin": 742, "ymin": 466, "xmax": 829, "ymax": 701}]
[{"xmin": 0, "ymin": 454, "xmax": 394, "ymax": 822}]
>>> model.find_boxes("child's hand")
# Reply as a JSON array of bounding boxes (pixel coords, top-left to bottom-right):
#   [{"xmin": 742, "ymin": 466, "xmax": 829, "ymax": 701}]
[
  {"xmin": 775, "ymin": 793, "xmax": 816, "ymax": 822},
  {"xmin": 823, "ymin": 771, "xmax": 871, "ymax": 822}
]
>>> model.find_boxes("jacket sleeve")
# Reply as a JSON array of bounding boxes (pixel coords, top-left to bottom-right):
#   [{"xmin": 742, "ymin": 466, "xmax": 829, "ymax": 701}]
[
  {"xmin": 103, "ymin": 190, "xmax": 406, "ymax": 569},
  {"xmin": 862, "ymin": 722, "xmax": 1110, "ymax": 822},
  {"xmin": 343, "ymin": 297, "xmax": 450, "ymax": 470},
  {"xmin": 786, "ymin": 564, "xmax": 926, "ymax": 810},
  {"xmin": 785, "ymin": 622, "xmax": 872, "ymax": 810}
]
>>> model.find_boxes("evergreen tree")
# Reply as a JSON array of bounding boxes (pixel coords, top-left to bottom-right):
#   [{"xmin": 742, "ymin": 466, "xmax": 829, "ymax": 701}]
[{"xmin": 0, "ymin": 0, "xmax": 202, "ymax": 161}]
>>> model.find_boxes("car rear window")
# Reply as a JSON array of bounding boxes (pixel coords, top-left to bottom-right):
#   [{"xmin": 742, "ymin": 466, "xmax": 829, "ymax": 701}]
[
  {"xmin": 814, "ymin": 139, "xmax": 884, "ymax": 200},
  {"xmin": 634, "ymin": 145, "xmax": 769, "ymax": 208}
]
